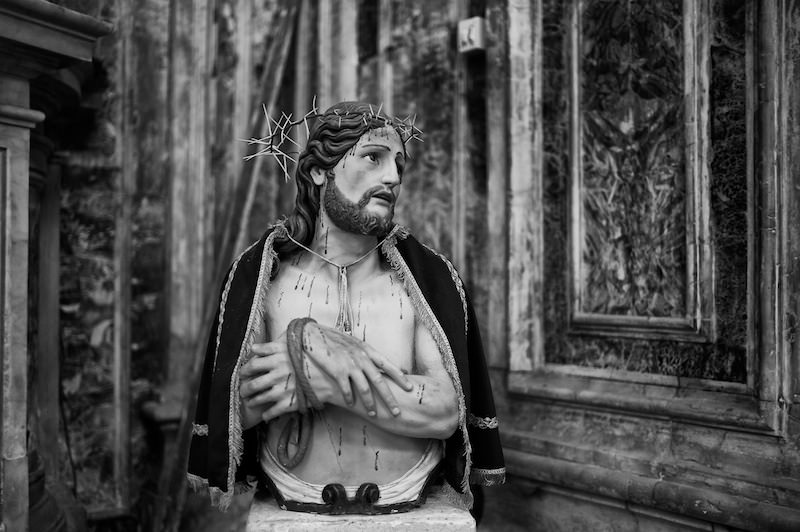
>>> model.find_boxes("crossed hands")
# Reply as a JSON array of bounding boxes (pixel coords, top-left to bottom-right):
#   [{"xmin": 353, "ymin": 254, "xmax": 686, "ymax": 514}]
[{"xmin": 239, "ymin": 322, "xmax": 413, "ymax": 426}]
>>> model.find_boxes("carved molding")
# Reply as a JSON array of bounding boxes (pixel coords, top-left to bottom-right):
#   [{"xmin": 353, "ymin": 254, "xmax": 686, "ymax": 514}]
[
  {"xmin": 0, "ymin": 0, "xmax": 111, "ymax": 65},
  {"xmin": 504, "ymin": 449, "xmax": 800, "ymax": 531},
  {"xmin": 507, "ymin": 0, "xmax": 788, "ymax": 433},
  {"xmin": 567, "ymin": 0, "xmax": 715, "ymax": 342},
  {"xmin": 0, "ymin": 104, "xmax": 45, "ymax": 129}
]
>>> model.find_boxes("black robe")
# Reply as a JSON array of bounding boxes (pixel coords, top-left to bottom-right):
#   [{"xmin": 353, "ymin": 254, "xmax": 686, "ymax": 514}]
[{"xmin": 187, "ymin": 223, "xmax": 505, "ymax": 509}]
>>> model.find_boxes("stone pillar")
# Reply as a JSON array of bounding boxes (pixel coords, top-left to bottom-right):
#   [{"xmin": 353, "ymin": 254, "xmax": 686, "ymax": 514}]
[
  {"xmin": 0, "ymin": 2, "xmax": 110, "ymax": 529},
  {"xmin": 0, "ymin": 75, "xmax": 44, "ymax": 532}
]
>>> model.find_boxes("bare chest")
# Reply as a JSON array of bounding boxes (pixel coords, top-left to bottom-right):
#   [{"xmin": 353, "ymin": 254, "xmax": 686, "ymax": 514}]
[{"xmin": 264, "ymin": 262, "xmax": 416, "ymax": 370}]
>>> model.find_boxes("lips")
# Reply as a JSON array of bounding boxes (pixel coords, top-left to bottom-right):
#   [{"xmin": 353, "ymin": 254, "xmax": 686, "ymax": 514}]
[{"xmin": 371, "ymin": 190, "xmax": 394, "ymax": 203}]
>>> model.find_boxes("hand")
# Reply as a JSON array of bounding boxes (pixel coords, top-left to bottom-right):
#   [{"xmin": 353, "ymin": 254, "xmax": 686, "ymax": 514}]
[
  {"xmin": 239, "ymin": 332, "xmax": 302, "ymax": 425},
  {"xmin": 301, "ymin": 322, "xmax": 414, "ymax": 417}
]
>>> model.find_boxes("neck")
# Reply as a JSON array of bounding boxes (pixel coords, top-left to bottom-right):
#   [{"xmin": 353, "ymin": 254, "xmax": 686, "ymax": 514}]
[{"xmin": 307, "ymin": 211, "xmax": 383, "ymax": 271}]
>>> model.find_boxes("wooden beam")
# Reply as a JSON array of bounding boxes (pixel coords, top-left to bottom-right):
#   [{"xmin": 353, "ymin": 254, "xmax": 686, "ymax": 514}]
[
  {"xmin": 756, "ymin": 0, "xmax": 785, "ymax": 433},
  {"xmin": 507, "ymin": 0, "xmax": 542, "ymax": 372},
  {"xmin": 485, "ymin": 0, "xmax": 509, "ymax": 368},
  {"xmin": 451, "ymin": 0, "xmax": 468, "ymax": 274},
  {"xmin": 337, "ymin": 0, "xmax": 358, "ymax": 101},
  {"xmin": 378, "ymin": 0, "xmax": 394, "ymax": 116},
  {"xmin": 317, "ymin": 0, "xmax": 333, "ymax": 108}
]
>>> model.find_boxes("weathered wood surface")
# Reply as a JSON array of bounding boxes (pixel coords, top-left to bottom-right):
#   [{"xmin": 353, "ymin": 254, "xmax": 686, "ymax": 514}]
[
  {"xmin": 507, "ymin": 0, "xmax": 542, "ymax": 372},
  {"xmin": 485, "ymin": 0, "xmax": 509, "ymax": 369}
]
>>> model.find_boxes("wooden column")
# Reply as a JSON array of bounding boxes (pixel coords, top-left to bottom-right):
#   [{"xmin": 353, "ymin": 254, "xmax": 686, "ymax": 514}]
[
  {"xmin": 317, "ymin": 0, "xmax": 359, "ymax": 107},
  {"xmin": 507, "ymin": 0, "xmax": 543, "ymax": 372},
  {"xmin": 485, "ymin": 0, "xmax": 510, "ymax": 368}
]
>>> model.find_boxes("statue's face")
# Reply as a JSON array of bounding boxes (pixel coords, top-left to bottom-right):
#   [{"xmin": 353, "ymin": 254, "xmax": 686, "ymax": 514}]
[{"xmin": 321, "ymin": 126, "xmax": 405, "ymax": 235}]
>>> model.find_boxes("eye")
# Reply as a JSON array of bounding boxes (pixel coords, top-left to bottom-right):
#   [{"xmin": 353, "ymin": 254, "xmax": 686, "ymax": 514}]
[{"xmin": 364, "ymin": 152, "xmax": 379, "ymax": 163}]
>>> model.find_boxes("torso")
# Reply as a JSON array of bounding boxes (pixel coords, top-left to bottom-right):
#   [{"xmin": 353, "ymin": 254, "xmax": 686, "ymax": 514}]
[{"xmin": 262, "ymin": 251, "xmax": 432, "ymax": 486}]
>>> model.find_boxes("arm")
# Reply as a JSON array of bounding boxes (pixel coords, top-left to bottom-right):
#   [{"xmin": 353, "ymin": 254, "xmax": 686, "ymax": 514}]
[
  {"xmin": 302, "ymin": 321, "xmax": 459, "ymax": 439},
  {"xmin": 239, "ymin": 320, "xmax": 414, "ymax": 430}
]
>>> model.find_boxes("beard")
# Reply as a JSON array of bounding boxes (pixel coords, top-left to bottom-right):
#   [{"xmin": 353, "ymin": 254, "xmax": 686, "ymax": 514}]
[{"xmin": 323, "ymin": 176, "xmax": 395, "ymax": 236}]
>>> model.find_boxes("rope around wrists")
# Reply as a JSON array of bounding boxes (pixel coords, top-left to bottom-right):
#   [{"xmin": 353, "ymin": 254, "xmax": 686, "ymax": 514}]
[
  {"xmin": 277, "ymin": 317, "xmax": 321, "ymax": 468},
  {"xmin": 287, "ymin": 317, "xmax": 324, "ymax": 410}
]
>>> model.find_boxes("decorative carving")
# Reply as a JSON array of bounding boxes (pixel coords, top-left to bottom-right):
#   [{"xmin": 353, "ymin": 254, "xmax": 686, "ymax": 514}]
[
  {"xmin": 537, "ymin": 0, "xmax": 748, "ymax": 382},
  {"xmin": 578, "ymin": 0, "xmax": 686, "ymax": 318}
]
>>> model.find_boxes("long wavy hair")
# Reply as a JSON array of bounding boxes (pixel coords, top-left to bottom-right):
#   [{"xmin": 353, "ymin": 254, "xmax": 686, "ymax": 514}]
[{"xmin": 274, "ymin": 101, "xmax": 407, "ymax": 255}]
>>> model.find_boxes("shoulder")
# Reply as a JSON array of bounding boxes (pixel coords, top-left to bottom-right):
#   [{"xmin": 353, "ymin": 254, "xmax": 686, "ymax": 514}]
[{"xmin": 394, "ymin": 230, "xmax": 462, "ymax": 280}]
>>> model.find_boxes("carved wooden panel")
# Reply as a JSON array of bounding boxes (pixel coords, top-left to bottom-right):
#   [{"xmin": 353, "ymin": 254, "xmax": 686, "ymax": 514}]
[
  {"xmin": 527, "ymin": 0, "xmax": 750, "ymax": 381},
  {"xmin": 569, "ymin": 0, "xmax": 713, "ymax": 342}
]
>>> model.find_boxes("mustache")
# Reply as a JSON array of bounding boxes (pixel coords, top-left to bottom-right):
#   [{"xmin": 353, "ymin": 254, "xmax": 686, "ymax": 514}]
[{"xmin": 357, "ymin": 186, "xmax": 396, "ymax": 207}]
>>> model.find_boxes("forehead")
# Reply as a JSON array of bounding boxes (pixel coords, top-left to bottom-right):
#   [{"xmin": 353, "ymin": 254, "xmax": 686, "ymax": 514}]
[{"xmin": 355, "ymin": 126, "xmax": 404, "ymax": 152}]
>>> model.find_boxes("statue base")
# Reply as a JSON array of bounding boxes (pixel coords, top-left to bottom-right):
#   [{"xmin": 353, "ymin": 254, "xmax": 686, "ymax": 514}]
[{"xmin": 246, "ymin": 488, "xmax": 475, "ymax": 531}]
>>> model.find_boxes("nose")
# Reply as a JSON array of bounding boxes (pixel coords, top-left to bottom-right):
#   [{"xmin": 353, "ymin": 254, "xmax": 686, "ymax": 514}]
[{"xmin": 381, "ymin": 162, "xmax": 401, "ymax": 186}]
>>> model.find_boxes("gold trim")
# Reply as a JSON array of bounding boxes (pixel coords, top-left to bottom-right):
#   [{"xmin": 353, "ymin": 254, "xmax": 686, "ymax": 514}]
[
  {"xmin": 223, "ymin": 225, "xmax": 284, "ymax": 509},
  {"xmin": 382, "ymin": 239, "xmax": 474, "ymax": 508},
  {"xmin": 213, "ymin": 239, "xmax": 260, "ymax": 374},
  {"xmin": 468, "ymin": 414, "xmax": 499, "ymax": 430},
  {"xmin": 192, "ymin": 423, "xmax": 209, "ymax": 436},
  {"xmin": 470, "ymin": 467, "xmax": 506, "ymax": 486},
  {"xmin": 420, "ymin": 242, "xmax": 468, "ymax": 336}
]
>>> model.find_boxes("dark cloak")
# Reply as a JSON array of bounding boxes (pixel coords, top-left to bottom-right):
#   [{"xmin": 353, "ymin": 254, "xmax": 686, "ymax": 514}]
[{"xmin": 187, "ymin": 223, "xmax": 505, "ymax": 509}]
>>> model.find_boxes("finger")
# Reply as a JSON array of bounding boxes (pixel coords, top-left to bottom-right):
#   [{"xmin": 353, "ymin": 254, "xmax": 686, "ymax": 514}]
[
  {"xmin": 262, "ymin": 395, "xmax": 297, "ymax": 424},
  {"xmin": 351, "ymin": 351, "xmax": 400, "ymax": 414},
  {"xmin": 241, "ymin": 368, "xmax": 293, "ymax": 399},
  {"xmin": 365, "ymin": 346, "xmax": 413, "ymax": 391},
  {"xmin": 239, "ymin": 355, "xmax": 283, "ymax": 381},
  {"xmin": 246, "ymin": 381, "xmax": 294, "ymax": 408},
  {"xmin": 333, "ymin": 366, "xmax": 355, "ymax": 406},
  {"xmin": 367, "ymin": 370, "xmax": 401, "ymax": 416},
  {"xmin": 250, "ymin": 341, "xmax": 286, "ymax": 356},
  {"xmin": 349, "ymin": 372, "xmax": 377, "ymax": 416}
]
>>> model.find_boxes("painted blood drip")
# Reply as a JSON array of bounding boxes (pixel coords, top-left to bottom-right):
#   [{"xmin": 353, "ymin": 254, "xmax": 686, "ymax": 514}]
[
  {"xmin": 325, "ymin": 285, "xmax": 330, "ymax": 305},
  {"xmin": 362, "ymin": 426, "xmax": 367, "ymax": 446},
  {"xmin": 294, "ymin": 273, "xmax": 303, "ymax": 290},
  {"xmin": 307, "ymin": 276, "xmax": 316, "ymax": 297},
  {"xmin": 418, "ymin": 383, "xmax": 426, "ymax": 404},
  {"xmin": 284, "ymin": 374, "xmax": 291, "ymax": 390},
  {"xmin": 374, "ymin": 451, "xmax": 380, "ymax": 471},
  {"xmin": 338, "ymin": 427, "xmax": 342, "ymax": 456},
  {"xmin": 356, "ymin": 292, "xmax": 362, "ymax": 327},
  {"xmin": 308, "ymin": 300, "xmax": 313, "ymax": 316},
  {"xmin": 324, "ymin": 230, "xmax": 329, "ymax": 255},
  {"xmin": 399, "ymin": 295, "xmax": 403, "ymax": 319},
  {"xmin": 277, "ymin": 290, "xmax": 284, "ymax": 307},
  {"xmin": 362, "ymin": 325, "xmax": 366, "ymax": 342},
  {"xmin": 304, "ymin": 331, "xmax": 313, "ymax": 352},
  {"xmin": 289, "ymin": 390, "xmax": 296, "ymax": 407}
]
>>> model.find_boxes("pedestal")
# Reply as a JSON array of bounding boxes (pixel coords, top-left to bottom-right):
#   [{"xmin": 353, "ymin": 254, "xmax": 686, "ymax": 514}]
[{"xmin": 246, "ymin": 489, "xmax": 475, "ymax": 531}]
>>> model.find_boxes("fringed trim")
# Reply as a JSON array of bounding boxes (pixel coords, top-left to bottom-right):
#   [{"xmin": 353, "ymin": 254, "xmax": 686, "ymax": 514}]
[
  {"xmin": 213, "ymin": 239, "xmax": 260, "ymax": 374},
  {"xmin": 469, "ymin": 467, "xmax": 506, "ymax": 486},
  {"xmin": 420, "ymin": 242, "xmax": 468, "ymax": 337},
  {"xmin": 224, "ymin": 225, "xmax": 284, "ymax": 510},
  {"xmin": 187, "ymin": 472, "xmax": 209, "ymax": 492},
  {"xmin": 439, "ymin": 481, "xmax": 472, "ymax": 511},
  {"xmin": 467, "ymin": 414, "xmax": 499, "ymax": 430},
  {"xmin": 192, "ymin": 423, "xmax": 209, "ymax": 436},
  {"xmin": 382, "ymin": 242, "xmax": 473, "ymax": 504},
  {"xmin": 187, "ymin": 472, "xmax": 255, "ymax": 508}
]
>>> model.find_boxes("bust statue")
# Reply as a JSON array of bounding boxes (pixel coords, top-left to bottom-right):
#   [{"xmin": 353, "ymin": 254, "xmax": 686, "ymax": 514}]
[{"xmin": 188, "ymin": 101, "xmax": 505, "ymax": 515}]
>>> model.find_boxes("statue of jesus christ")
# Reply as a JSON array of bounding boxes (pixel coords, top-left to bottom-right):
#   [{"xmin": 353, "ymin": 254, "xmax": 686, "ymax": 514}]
[{"xmin": 188, "ymin": 101, "xmax": 505, "ymax": 515}]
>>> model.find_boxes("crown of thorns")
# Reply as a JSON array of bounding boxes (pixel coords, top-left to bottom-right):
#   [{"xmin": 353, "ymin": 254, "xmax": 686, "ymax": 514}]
[{"xmin": 243, "ymin": 98, "xmax": 423, "ymax": 182}]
